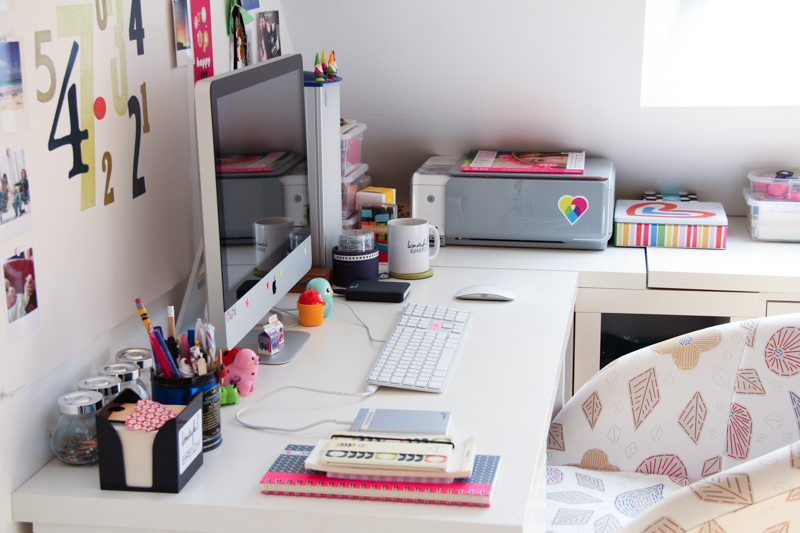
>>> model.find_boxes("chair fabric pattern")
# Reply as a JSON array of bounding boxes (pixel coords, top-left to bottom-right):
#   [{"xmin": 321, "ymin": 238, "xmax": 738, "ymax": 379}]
[{"xmin": 545, "ymin": 313, "xmax": 800, "ymax": 532}]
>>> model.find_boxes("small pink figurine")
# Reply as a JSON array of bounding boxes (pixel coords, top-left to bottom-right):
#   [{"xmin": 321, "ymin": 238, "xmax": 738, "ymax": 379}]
[{"xmin": 220, "ymin": 348, "xmax": 259, "ymax": 397}]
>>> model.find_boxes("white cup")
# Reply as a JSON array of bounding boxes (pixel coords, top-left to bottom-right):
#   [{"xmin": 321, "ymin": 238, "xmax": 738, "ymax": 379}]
[
  {"xmin": 387, "ymin": 218, "xmax": 440, "ymax": 275},
  {"xmin": 254, "ymin": 217, "xmax": 293, "ymax": 269}
]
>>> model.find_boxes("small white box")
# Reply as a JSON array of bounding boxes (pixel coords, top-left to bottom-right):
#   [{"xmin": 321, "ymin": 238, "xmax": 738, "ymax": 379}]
[{"xmin": 743, "ymin": 188, "xmax": 800, "ymax": 242}]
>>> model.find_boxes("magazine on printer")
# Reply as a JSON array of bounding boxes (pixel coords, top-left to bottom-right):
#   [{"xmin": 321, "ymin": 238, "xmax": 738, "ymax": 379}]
[{"xmin": 457, "ymin": 150, "xmax": 585, "ymax": 175}]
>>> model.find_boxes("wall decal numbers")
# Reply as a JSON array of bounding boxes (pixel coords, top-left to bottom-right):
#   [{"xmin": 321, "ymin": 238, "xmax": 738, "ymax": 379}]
[
  {"xmin": 34, "ymin": 31, "xmax": 56, "ymax": 103},
  {"xmin": 127, "ymin": 95, "xmax": 145, "ymax": 198},
  {"xmin": 102, "ymin": 152, "xmax": 114, "ymax": 205},
  {"xmin": 37, "ymin": 0, "xmax": 150, "ymax": 211}
]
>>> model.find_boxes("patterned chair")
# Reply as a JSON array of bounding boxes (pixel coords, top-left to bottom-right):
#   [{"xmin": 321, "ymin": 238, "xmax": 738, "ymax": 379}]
[{"xmin": 546, "ymin": 313, "xmax": 800, "ymax": 532}]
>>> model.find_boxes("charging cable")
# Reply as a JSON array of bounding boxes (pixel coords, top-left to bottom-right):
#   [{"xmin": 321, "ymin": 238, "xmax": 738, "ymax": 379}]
[{"xmin": 234, "ymin": 384, "xmax": 379, "ymax": 432}]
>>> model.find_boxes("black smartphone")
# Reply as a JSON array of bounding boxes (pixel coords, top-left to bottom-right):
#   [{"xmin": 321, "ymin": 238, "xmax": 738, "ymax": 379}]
[{"xmin": 344, "ymin": 280, "xmax": 410, "ymax": 302}]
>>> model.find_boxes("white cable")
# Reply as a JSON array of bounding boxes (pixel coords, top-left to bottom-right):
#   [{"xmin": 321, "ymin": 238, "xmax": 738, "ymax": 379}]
[
  {"xmin": 334, "ymin": 299, "xmax": 387, "ymax": 343},
  {"xmin": 234, "ymin": 384, "xmax": 379, "ymax": 432}
]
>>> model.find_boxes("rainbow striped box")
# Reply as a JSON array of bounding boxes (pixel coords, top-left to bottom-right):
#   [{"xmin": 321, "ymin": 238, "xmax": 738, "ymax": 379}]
[{"xmin": 613, "ymin": 200, "xmax": 728, "ymax": 249}]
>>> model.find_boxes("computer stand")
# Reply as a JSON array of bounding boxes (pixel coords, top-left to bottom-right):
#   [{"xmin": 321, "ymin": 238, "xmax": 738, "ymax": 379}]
[{"xmin": 239, "ymin": 328, "xmax": 310, "ymax": 365}]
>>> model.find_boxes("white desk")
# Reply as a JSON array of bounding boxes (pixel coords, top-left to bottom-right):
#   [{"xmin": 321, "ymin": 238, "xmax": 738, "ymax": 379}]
[
  {"xmin": 433, "ymin": 217, "xmax": 800, "ymax": 394},
  {"xmin": 12, "ymin": 267, "xmax": 577, "ymax": 533}
]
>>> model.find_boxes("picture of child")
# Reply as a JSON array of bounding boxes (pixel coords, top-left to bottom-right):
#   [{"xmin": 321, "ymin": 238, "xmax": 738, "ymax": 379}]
[
  {"xmin": 6, "ymin": 273, "xmax": 33, "ymax": 322},
  {"xmin": 3, "ymin": 247, "xmax": 38, "ymax": 326}
]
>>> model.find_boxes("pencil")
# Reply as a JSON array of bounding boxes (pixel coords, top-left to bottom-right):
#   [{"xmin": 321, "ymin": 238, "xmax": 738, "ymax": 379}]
[
  {"xmin": 135, "ymin": 298, "xmax": 152, "ymax": 333},
  {"xmin": 168, "ymin": 306, "xmax": 176, "ymax": 338}
]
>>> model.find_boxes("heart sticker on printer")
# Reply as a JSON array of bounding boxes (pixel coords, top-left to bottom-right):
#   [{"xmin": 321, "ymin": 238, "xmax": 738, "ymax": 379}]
[{"xmin": 558, "ymin": 195, "xmax": 588, "ymax": 225}]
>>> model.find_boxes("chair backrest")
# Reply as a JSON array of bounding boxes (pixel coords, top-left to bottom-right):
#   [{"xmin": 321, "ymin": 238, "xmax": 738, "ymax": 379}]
[{"xmin": 548, "ymin": 313, "xmax": 800, "ymax": 482}]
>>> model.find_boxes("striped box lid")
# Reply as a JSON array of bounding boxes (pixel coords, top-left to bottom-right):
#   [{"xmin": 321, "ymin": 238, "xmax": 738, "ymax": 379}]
[{"xmin": 613, "ymin": 200, "xmax": 727, "ymax": 249}]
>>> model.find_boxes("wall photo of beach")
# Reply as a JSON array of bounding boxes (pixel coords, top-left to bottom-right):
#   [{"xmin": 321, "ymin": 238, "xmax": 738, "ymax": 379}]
[{"xmin": 0, "ymin": 41, "xmax": 23, "ymax": 113}]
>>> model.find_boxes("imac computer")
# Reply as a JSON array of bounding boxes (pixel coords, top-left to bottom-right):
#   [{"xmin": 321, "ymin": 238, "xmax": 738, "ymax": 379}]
[{"xmin": 194, "ymin": 54, "xmax": 315, "ymax": 363}]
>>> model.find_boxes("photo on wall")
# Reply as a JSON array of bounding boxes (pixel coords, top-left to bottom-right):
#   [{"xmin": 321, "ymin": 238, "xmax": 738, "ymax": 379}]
[
  {"xmin": 172, "ymin": 0, "xmax": 193, "ymax": 67},
  {"xmin": 3, "ymin": 246, "xmax": 40, "ymax": 341},
  {"xmin": 0, "ymin": 147, "xmax": 32, "ymax": 242},
  {"xmin": 257, "ymin": 11, "xmax": 281, "ymax": 62},
  {"xmin": 0, "ymin": 39, "xmax": 26, "ymax": 133}
]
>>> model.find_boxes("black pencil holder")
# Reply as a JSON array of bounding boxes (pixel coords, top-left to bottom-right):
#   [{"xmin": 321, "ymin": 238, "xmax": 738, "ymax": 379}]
[{"xmin": 332, "ymin": 246, "xmax": 379, "ymax": 287}]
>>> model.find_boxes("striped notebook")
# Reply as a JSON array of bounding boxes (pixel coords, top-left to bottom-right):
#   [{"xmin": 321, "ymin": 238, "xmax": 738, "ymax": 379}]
[
  {"xmin": 613, "ymin": 200, "xmax": 728, "ymax": 249},
  {"xmin": 261, "ymin": 444, "xmax": 500, "ymax": 507}
]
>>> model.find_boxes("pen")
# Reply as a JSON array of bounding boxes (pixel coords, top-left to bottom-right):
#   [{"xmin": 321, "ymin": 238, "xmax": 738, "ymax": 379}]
[
  {"xmin": 154, "ymin": 328, "xmax": 181, "ymax": 378},
  {"xmin": 135, "ymin": 298, "xmax": 152, "ymax": 333},
  {"xmin": 149, "ymin": 333, "xmax": 174, "ymax": 378}
]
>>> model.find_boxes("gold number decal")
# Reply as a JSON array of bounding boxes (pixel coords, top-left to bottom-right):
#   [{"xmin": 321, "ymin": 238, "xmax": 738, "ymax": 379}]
[
  {"xmin": 102, "ymin": 152, "xmax": 115, "ymax": 205},
  {"xmin": 95, "ymin": 0, "xmax": 108, "ymax": 30},
  {"xmin": 139, "ymin": 82, "xmax": 150, "ymax": 134},
  {"xmin": 34, "ymin": 31, "xmax": 56, "ymax": 103},
  {"xmin": 111, "ymin": 0, "xmax": 129, "ymax": 116}
]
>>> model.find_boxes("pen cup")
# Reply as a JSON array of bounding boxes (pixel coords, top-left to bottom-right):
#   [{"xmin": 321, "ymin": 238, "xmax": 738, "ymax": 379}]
[{"xmin": 150, "ymin": 372, "xmax": 222, "ymax": 452}]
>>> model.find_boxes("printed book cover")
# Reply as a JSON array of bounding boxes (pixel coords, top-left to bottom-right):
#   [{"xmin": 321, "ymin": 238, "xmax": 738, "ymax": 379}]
[
  {"xmin": 460, "ymin": 150, "xmax": 585, "ymax": 174},
  {"xmin": 261, "ymin": 444, "xmax": 500, "ymax": 507},
  {"xmin": 216, "ymin": 152, "xmax": 289, "ymax": 173}
]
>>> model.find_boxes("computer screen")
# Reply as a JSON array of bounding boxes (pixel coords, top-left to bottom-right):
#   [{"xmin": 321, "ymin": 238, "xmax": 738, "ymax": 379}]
[{"xmin": 194, "ymin": 54, "xmax": 311, "ymax": 359}]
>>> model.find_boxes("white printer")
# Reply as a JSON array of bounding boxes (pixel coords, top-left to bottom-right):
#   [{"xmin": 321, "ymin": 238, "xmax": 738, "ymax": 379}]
[{"xmin": 411, "ymin": 155, "xmax": 615, "ymax": 250}]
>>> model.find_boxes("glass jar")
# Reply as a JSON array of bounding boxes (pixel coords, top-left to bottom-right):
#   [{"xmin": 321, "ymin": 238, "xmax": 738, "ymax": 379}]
[
  {"xmin": 100, "ymin": 362, "xmax": 150, "ymax": 400},
  {"xmin": 115, "ymin": 348, "xmax": 153, "ymax": 395},
  {"xmin": 78, "ymin": 375, "xmax": 122, "ymax": 405},
  {"xmin": 50, "ymin": 391, "xmax": 104, "ymax": 465}
]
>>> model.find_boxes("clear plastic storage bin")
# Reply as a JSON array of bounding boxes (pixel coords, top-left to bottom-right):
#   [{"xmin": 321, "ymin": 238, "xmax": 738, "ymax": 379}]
[
  {"xmin": 747, "ymin": 168, "xmax": 800, "ymax": 201},
  {"xmin": 742, "ymin": 188, "xmax": 800, "ymax": 242},
  {"xmin": 341, "ymin": 163, "xmax": 369, "ymax": 218},
  {"xmin": 341, "ymin": 123, "xmax": 367, "ymax": 176}
]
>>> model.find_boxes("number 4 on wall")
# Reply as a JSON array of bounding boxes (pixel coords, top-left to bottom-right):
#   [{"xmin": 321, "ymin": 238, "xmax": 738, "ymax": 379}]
[
  {"xmin": 129, "ymin": 0, "xmax": 145, "ymax": 55},
  {"xmin": 48, "ymin": 41, "xmax": 89, "ymax": 179}
]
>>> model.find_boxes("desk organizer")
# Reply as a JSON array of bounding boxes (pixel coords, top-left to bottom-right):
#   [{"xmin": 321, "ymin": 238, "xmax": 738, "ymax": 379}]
[
  {"xmin": 743, "ymin": 188, "xmax": 800, "ymax": 242},
  {"xmin": 747, "ymin": 168, "xmax": 800, "ymax": 201},
  {"xmin": 613, "ymin": 199, "xmax": 728, "ymax": 249},
  {"xmin": 96, "ymin": 388, "xmax": 203, "ymax": 493}
]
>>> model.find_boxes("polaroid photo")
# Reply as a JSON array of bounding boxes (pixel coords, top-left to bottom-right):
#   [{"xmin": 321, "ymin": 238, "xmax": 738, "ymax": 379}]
[
  {"xmin": 4, "ymin": 246, "xmax": 40, "ymax": 341},
  {"xmin": 0, "ymin": 39, "xmax": 27, "ymax": 133},
  {"xmin": 172, "ymin": 0, "xmax": 193, "ymax": 67}
]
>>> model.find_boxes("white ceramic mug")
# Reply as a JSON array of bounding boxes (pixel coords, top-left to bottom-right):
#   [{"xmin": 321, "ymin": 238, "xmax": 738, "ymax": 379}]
[
  {"xmin": 387, "ymin": 218, "xmax": 440, "ymax": 275},
  {"xmin": 254, "ymin": 217, "xmax": 293, "ymax": 269}
]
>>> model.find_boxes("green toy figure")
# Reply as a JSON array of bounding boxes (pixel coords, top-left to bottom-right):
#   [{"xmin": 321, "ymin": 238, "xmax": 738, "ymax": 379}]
[
  {"xmin": 306, "ymin": 278, "xmax": 333, "ymax": 317},
  {"xmin": 219, "ymin": 384, "xmax": 239, "ymax": 405}
]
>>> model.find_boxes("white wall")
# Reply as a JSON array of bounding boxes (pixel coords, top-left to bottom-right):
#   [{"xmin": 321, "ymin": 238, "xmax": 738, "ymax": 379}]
[
  {"xmin": 283, "ymin": 0, "xmax": 800, "ymax": 215},
  {"xmin": 1, "ymin": 2, "xmax": 290, "ymax": 532}
]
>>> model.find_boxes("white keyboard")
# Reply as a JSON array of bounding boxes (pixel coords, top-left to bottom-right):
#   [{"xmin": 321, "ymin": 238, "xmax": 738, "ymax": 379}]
[{"xmin": 366, "ymin": 303, "xmax": 471, "ymax": 393}]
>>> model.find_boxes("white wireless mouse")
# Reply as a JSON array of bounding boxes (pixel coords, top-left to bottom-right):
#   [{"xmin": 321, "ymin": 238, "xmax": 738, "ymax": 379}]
[{"xmin": 454, "ymin": 285, "xmax": 516, "ymax": 301}]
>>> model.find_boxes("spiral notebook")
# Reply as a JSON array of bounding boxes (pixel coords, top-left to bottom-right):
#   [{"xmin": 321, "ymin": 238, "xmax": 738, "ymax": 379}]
[{"xmin": 260, "ymin": 444, "xmax": 500, "ymax": 507}]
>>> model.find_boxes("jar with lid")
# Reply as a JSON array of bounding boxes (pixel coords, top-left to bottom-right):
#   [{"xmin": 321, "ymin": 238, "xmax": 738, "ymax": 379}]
[
  {"xmin": 78, "ymin": 375, "xmax": 122, "ymax": 405},
  {"xmin": 50, "ymin": 390, "xmax": 104, "ymax": 465},
  {"xmin": 100, "ymin": 362, "xmax": 150, "ymax": 400},
  {"xmin": 115, "ymin": 348, "xmax": 153, "ymax": 395}
]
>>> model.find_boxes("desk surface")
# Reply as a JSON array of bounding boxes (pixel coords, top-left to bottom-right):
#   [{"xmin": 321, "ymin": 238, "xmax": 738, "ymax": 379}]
[
  {"xmin": 646, "ymin": 216, "xmax": 800, "ymax": 294},
  {"xmin": 431, "ymin": 240, "xmax": 646, "ymax": 290},
  {"xmin": 13, "ymin": 267, "xmax": 578, "ymax": 533}
]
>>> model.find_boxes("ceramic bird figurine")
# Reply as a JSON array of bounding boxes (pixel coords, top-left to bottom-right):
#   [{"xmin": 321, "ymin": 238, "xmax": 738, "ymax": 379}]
[{"xmin": 306, "ymin": 278, "xmax": 334, "ymax": 317}]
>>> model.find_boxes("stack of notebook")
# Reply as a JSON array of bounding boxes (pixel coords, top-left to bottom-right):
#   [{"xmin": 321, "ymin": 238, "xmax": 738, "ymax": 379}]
[{"xmin": 260, "ymin": 433, "xmax": 500, "ymax": 507}]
